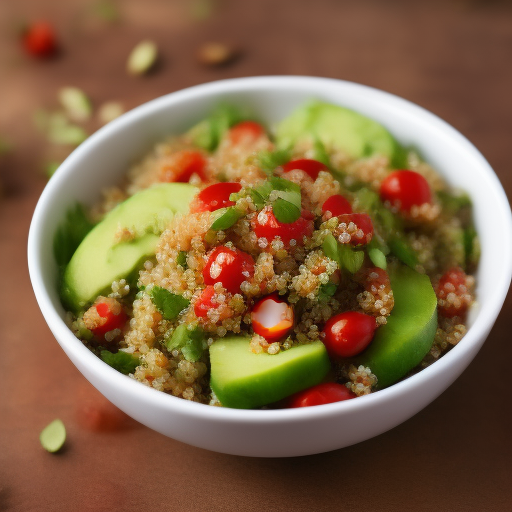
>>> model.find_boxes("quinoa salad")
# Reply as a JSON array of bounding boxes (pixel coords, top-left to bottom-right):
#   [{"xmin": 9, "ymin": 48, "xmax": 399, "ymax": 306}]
[{"xmin": 58, "ymin": 101, "xmax": 479, "ymax": 409}]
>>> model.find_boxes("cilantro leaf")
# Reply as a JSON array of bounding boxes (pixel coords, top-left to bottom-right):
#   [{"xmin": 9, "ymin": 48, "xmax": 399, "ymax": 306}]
[
  {"xmin": 53, "ymin": 203, "xmax": 95, "ymax": 269},
  {"xmin": 100, "ymin": 350, "xmax": 140, "ymax": 374},
  {"xmin": 272, "ymin": 198, "xmax": 301, "ymax": 223},
  {"xmin": 257, "ymin": 148, "xmax": 292, "ymax": 175},
  {"xmin": 150, "ymin": 286, "xmax": 190, "ymax": 320}
]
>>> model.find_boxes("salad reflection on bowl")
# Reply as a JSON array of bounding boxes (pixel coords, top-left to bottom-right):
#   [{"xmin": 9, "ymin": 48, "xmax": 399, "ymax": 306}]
[{"xmin": 28, "ymin": 77, "xmax": 512, "ymax": 457}]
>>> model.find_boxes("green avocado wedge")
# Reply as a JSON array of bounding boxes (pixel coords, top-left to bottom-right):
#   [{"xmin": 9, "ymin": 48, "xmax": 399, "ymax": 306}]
[
  {"xmin": 210, "ymin": 337, "xmax": 331, "ymax": 409},
  {"xmin": 356, "ymin": 265, "xmax": 438, "ymax": 389},
  {"xmin": 61, "ymin": 183, "xmax": 198, "ymax": 313},
  {"xmin": 275, "ymin": 100, "xmax": 407, "ymax": 168}
]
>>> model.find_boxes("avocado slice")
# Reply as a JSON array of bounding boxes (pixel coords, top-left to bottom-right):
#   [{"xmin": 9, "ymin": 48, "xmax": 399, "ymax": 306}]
[
  {"xmin": 356, "ymin": 265, "xmax": 437, "ymax": 389},
  {"xmin": 275, "ymin": 100, "xmax": 406, "ymax": 167},
  {"xmin": 210, "ymin": 337, "xmax": 331, "ymax": 409},
  {"xmin": 61, "ymin": 183, "xmax": 198, "ymax": 313}
]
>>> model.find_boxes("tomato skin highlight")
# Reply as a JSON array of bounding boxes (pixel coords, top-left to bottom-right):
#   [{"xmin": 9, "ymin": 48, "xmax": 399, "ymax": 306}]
[
  {"xmin": 435, "ymin": 267, "xmax": 471, "ymax": 318},
  {"xmin": 251, "ymin": 294, "xmax": 294, "ymax": 342},
  {"xmin": 322, "ymin": 311, "xmax": 377, "ymax": 358},
  {"xmin": 322, "ymin": 194, "xmax": 353, "ymax": 217},
  {"xmin": 337, "ymin": 213, "xmax": 374, "ymax": 246},
  {"xmin": 252, "ymin": 207, "xmax": 314, "ymax": 248},
  {"xmin": 286, "ymin": 382, "xmax": 356, "ymax": 408},
  {"xmin": 282, "ymin": 159, "xmax": 328, "ymax": 181},
  {"xmin": 22, "ymin": 21, "xmax": 58, "ymax": 58},
  {"xmin": 190, "ymin": 182, "xmax": 242, "ymax": 213},
  {"xmin": 203, "ymin": 246, "xmax": 255, "ymax": 294},
  {"xmin": 228, "ymin": 121, "xmax": 265, "ymax": 145},
  {"xmin": 160, "ymin": 150, "xmax": 207, "ymax": 183},
  {"xmin": 379, "ymin": 170, "xmax": 432, "ymax": 213}
]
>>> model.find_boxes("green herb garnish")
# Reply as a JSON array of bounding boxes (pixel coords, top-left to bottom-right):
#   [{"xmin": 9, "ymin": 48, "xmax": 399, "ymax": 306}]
[
  {"xmin": 150, "ymin": 286, "xmax": 190, "ymax": 320},
  {"xmin": 312, "ymin": 137, "xmax": 330, "ymax": 167},
  {"xmin": 40, "ymin": 419, "xmax": 66, "ymax": 453},
  {"xmin": 176, "ymin": 251, "xmax": 188, "ymax": 268},
  {"xmin": 318, "ymin": 282, "xmax": 337, "ymax": 301},
  {"xmin": 368, "ymin": 247, "xmax": 387, "ymax": 269},
  {"xmin": 322, "ymin": 233, "xmax": 364, "ymax": 274},
  {"xmin": 187, "ymin": 104, "xmax": 247, "ymax": 152},
  {"xmin": 257, "ymin": 148, "xmax": 292, "ymax": 175},
  {"xmin": 210, "ymin": 207, "xmax": 244, "ymax": 231},
  {"xmin": 53, "ymin": 203, "xmax": 95, "ymax": 268},
  {"xmin": 100, "ymin": 350, "xmax": 140, "ymax": 374},
  {"xmin": 272, "ymin": 198, "xmax": 301, "ymax": 223},
  {"xmin": 388, "ymin": 236, "xmax": 418, "ymax": 268},
  {"xmin": 165, "ymin": 324, "xmax": 205, "ymax": 362}
]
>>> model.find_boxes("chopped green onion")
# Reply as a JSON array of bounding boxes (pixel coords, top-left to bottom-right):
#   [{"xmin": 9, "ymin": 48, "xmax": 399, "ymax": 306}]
[
  {"xmin": 100, "ymin": 350, "xmax": 140, "ymax": 374},
  {"xmin": 40, "ymin": 419, "xmax": 66, "ymax": 453},
  {"xmin": 338, "ymin": 244, "xmax": 364, "ymax": 274},
  {"xmin": 368, "ymin": 247, "xmax": 387, "ymax": 269},
  {"xmin": 322, "ymin": 233, "xmax": 339, "ymax": 263},
  {"xmin": 58, "ymin": 87, "xmax": 92, "ymax": 122},
  {"xmin": 127, "ymin": 40, "xmax": 158, "ymax": 75},
  {"xmin": 210, "ymin": 207, "xmax": 244, "ymax": 230},
  {"xmin": 176, "ymin": 251, "xmax": 188, "ymax": 268},
  {"xmin": 165, "ymin": 324, "xmax": 205, "ymax": 362},
  {"xmin": 150, "ymin": 286, "xmax": 190, "ymax": 320}
]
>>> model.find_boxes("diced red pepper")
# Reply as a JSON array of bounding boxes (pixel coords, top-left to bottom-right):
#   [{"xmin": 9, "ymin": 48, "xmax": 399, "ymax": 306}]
[
  {"xmin": 228, "ymin": 121, "xmax": 265, "ymax": 145},
  {"xmin": 337, "ymin": 213, "xmax": 374, "ymax": 246},
  {"xmin": 160, "ymin": 150, "xmax": 207, "ymax": 183},
  {"xmin": 190, "ymin": 182, "xmax": 242, "ymax": 213}
]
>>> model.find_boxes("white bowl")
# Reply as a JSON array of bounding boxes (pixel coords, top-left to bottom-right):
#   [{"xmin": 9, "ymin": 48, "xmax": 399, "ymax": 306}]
[{"xmin": 28, "ymin": 76, "xmax": 512, "ymax": 457}]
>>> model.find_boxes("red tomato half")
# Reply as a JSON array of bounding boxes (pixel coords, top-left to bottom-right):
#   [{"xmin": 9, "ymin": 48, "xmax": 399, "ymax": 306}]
[
  {"xmin": 190, "ymin": 182, "xmax": 242, "ymax": 213},
  {"xmin": 160, "ymin": 150, "xmax": 207, "ymax": 183},
  {"xmin": 252, "ymin": 207, "xmax": 314, "ymax": 248},
  {"xmin": 282, "ymin": 159, "xmax": 328, "ymax": 181},
  {"xmin": 379, "ymin": 170, "xmax": 432, "ymax": 213},
  {"xmin": 287, "ymin": 383, "xmax": 356, "ymax": 408},
  {"xmin": 228, "ymin": 121, "xmax": 265, "ymax": 145},
  {"xmin": 322, "ymin": 194, "xmax": 353, "ymax": 217},
  {"xmin": 251, "ymin": 294, "xmax": 294, "ymax": 342},
  {"xmin": 22, "ymin": 21, "xmax": 58, "ymax": 58},
  {"xmin": 322, "ymin": 311, "xmax": 377, "ymax": 358},
  {"xmin": 203, "ymin": 246, "xmax": 255, "ymax": 294}
]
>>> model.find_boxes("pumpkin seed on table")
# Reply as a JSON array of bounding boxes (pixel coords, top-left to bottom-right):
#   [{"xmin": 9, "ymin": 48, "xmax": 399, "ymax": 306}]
[
  {"xmin": 40, "ymin": 419, "xmax": 66, "ymax": 453},
  {"xmin": 58, "ymin": 87, "xmax": 92, "ymax": 122},
  {"xmin": 127, "ymin": 40, "xmax": 158, "ymax": 75},
  {"xmin": 197, "ymin": 42, "xmax": 238, "ymax": 66}
]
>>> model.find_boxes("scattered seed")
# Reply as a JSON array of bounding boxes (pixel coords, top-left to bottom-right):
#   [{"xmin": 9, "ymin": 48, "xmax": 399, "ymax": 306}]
[
  {"xmin": 197, "ymin": 42, "xmax": 238, "ymax": 66},
  {"xmin": 97, "ymin": 101, "xmax": 124, "ymax": 125},
  {"xmin": 127, "ymin": 40, "xmax": 158, "ymax": 76},
  {"xmin": 40, "ymin": 419, "xmax": 66, "ymax": 453},
  {"xmin": 58, "ymin": 87, "xmax": 92, "ymax": 122}
]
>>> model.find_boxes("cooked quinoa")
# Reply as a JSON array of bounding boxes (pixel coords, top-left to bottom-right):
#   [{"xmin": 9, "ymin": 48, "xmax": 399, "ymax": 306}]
[{"xmin": 64, "ymin": 105, "xmax": 478, "ymax": 408}]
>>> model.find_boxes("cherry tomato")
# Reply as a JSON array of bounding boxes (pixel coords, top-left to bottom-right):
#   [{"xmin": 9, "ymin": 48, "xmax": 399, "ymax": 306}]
[
  {"xmin": 282, "ymin": 159, "xmax": 328, "ymax": 181},
  {"xmin": 337, "ymin": 213, "xmax": 374, "ymax": 245},
  {"xmin": 190, "ymin": 182, "xmax": 242, "ymax": 213},
  {"xmin": 194, "ymin": 285, "xmax": 233, "ymax": 321},
  {"xmin": 252, "ymin": 206, "xmax": 314, "ymax": 248},
  {"xmin": 203, "ymin": 246, "xmax": 255, "ymax": 294},
  {"xmin": 89, "ymin": 299, "xmax": 127, "ymax": 338},
  {"xmin": 160, "ymin": 150, "xmax": 207, "ymax": 183},
  {"xmin": 435, "ymin": 267, "xmax": 471, "ymax": 318},
  {"xmin": 379, "ymin": 170, "xmax": 432, "ymax": 213},
  {"xmin": 322, "ymin": 194, "xmax": 353, "ymax": 217},
  {"xmin": 251, "ymin": 294, "xmax": 294, "ymax": 342},
  {"xmin": 286, "ymin": 382, "xmax": 356, "ymax": 408},
  {"xmin": 22, "ymin": 21, "xmax": 58, "ymax": 58},
  {"xmin": 228, "ymin": 121, "xmax": 265, "ymax": 145},
  {"xmin": 322, "ymin": 311, "xmax": 377, "ymax": 358}
]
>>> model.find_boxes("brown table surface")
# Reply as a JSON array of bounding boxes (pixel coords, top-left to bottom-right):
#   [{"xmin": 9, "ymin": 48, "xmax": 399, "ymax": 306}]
[{"xmin": 1, "ymin": 0, "xmax": 511, "ymax": 510}]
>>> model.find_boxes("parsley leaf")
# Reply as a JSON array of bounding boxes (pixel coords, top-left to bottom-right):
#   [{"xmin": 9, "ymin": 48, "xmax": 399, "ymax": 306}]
[
  {"xmin": 100, "ymin": 350, "xmax": 140, "ymax": 374},
  {"xmin": 318, "ymin": 282, "xmax": 337, "ymax": 302},
  {"xmin": 53, "ymin": 203, "xmax": 95, "ymax": 269},
  {"xmin": 150, "ymin": 286, "xmax": 190, "ymax": 320}
]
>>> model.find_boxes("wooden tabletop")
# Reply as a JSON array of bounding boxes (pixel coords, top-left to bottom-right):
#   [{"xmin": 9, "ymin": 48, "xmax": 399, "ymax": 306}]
[{"xmin": 1, "ymin": 1, "xmax": 511, "ymax": 510}]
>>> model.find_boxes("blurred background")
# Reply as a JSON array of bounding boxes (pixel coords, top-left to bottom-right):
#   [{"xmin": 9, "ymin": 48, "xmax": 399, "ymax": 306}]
[{"xmin": 1, "ymin": 0, "xmax": 511, "ymax": 511}]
